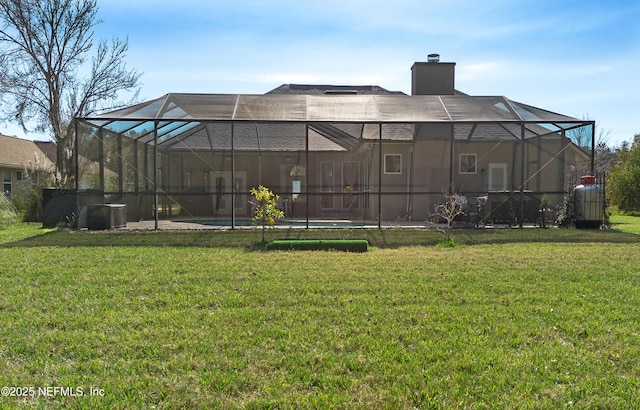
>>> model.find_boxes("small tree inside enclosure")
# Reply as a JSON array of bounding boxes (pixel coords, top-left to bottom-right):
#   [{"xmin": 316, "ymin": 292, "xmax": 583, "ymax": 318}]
[{"xmin": 250, "ymin": 186, "xmax": 284, "ymax": 242}]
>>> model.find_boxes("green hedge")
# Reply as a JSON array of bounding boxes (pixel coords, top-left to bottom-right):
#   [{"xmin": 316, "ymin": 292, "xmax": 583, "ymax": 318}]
[{"xmin": 265, "ymin": 239, "xmax": 369, "ymax": 252}]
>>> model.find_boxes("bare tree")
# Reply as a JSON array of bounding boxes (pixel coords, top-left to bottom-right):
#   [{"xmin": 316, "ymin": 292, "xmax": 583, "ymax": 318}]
[
  {"xmin": 0, "ymin": 0, "xmax": 141, "ymax": 186},
  {"xmin": 567, "ymin": 116, "xmax": 614, "ymax": 174},
  {"xmin": 429, "ymin": 190, "xmax": 466, "ymax": 241}
]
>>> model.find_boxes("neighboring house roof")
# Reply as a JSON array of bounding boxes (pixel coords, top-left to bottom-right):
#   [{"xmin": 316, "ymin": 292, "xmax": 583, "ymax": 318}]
[
  {"xmin": 0, "ymin": 134, "xmax": 55, "ymax": 170},
  {"xmin": 34, "ymin": 141, "xmax": 57, "ymax": 164}
]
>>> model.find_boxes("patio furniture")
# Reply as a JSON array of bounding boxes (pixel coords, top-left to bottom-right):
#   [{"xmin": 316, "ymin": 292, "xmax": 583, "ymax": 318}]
[
  {"xmin": 453, "ymin": 195, "xmax": 484, "ymax": 228},
  {"xmin": 321, "ymin": 194, "xmax": 358, "ymax": 218},
  {"xmin": 485, "ymin": 191, "xmax": 541, "ymax": 226}
]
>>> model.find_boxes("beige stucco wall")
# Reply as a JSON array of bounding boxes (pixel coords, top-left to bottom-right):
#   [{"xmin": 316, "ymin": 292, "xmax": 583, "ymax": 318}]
[
  {"xmin": 94, "ymin": 132, "xmax": 589, "ymax": 222},
  {"xmin": 1, "ymin": 166, "xmax": 30, "ymax": 197}
]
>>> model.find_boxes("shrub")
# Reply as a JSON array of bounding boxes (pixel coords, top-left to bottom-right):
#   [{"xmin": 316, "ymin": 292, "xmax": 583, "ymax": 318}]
[
  {"xmin": 555, "ymin": 191, "xmax": 575, "ymax": 228},
  {"xmin": 608, "ymin": 134, "xmax": 640, "ymax": 213},
  {"xmin": 11, "ymin": 154, "xmax": 56, "ymax": 222},
  {"xmin": 12, "ymin": 182, "xmax": 44, "ymax": 222},
  {"xmin": 0, "ymin": 193, "xmax": 19, "ymax": 229},
  {"xmin": 436, "ymin": 236, "xmax": 460, "ymax": 248}
]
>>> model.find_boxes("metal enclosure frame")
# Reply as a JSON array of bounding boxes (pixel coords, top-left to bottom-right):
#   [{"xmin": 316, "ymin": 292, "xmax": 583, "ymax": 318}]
[{"xmin": 76, "ymin": 93, "xmax": 595, "ymax": 229}]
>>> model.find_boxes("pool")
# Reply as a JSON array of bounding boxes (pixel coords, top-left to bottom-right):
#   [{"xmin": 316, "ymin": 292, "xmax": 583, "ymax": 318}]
[{"xmin": 173, "ymin": 218, "xmax": 371, "ymax": 228}]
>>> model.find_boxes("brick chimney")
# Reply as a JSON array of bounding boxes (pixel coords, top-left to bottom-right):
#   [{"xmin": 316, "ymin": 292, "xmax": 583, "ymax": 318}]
[{"xmin": 411, "ymin": 54, "xmax": 456, "ymax": 95}]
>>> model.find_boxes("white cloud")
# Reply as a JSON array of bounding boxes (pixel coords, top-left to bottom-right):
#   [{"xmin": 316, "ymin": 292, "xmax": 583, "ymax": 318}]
[{"xmin": 59, "ymin": 1, "xmax": 640, "ymax": 145}]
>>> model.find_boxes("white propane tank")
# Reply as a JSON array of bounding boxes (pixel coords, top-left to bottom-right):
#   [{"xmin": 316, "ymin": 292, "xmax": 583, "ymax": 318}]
[{"xmin": 573, "ymin": 175, "xmax": 603, "ymax": 229}]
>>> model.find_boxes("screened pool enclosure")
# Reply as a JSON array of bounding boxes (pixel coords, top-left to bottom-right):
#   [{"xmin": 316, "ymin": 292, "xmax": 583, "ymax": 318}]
[{"xmin": 75, "ymin": 93, "xmax": 595, "ymax": 229}]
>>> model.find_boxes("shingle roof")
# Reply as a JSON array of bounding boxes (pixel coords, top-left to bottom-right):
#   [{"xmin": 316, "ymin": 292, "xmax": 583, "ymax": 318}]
[
  {"xmin": 267, "ymin": 84, "xmax": 466, "ymax": 96},
  {"xmin": 0, "ymin": 134, "xmax": 55, "ymax": 170},
  {"xmin": 163, "ymin": 123, "xmax": 347, "ymax": 152},
  {"xmin": 34, "ymin": 141, "xmax": 57, "ymax": 164},
  {"xmin": 267, "ymin": 84, "xmax": 406, "ymax": 96}
]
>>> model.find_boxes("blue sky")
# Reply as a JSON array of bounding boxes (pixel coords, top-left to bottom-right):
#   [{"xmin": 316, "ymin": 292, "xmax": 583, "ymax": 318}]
[{"xmin": 3, "ymin": 0, "xmax": 639, "ymax": 146}]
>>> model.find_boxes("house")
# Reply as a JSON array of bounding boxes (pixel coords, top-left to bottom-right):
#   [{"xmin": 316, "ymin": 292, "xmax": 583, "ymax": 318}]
[
  {"xmin": 0, "ymin": 134, "xmax": 55, "ymax": 197},
  {"xmin": 75, "ymin": 57, "xmax": 594, "ymax": 227}
]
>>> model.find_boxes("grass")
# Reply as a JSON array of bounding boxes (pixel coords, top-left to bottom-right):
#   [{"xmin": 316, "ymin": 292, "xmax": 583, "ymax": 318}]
[
  {"xmin": 610, "ymin": 212, "xmax": 640, "ymax": 235},
  {"xmin": 0, "ymin": 217, "xmax": 639, "ymax": 408}
]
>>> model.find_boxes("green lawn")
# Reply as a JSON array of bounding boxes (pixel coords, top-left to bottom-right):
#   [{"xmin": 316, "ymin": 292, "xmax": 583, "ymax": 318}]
[
  {"xmin": 1, "ymin": 218, "xmax": 639, "ymax": 409},
  {"xmin": 611, "ymin": 213, "xmax": 640, "ymax": 235}
]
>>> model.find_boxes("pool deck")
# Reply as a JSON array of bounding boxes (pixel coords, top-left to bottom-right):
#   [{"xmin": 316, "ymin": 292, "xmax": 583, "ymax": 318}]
[
  {"xmin": 119, "ymin": 218, "xmax": 537, "ymax": 230},
  {"xmin": 121, "ymin": 219, "xmax": 441, "ymax": 230}
]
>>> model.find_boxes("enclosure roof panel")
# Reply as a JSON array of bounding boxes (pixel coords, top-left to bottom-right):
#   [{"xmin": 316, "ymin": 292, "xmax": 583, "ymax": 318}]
[
  {"xmin": 164, "ymin": 123, "xmax": 346, "ymax": 152},
  {"xmin": 85, "ymin": 93, "xmax": 587, "ymax": 126}
]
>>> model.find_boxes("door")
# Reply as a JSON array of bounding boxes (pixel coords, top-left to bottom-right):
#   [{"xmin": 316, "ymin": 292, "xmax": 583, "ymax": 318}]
[
  {"xmin": 342, "ymin": 161, "xmax": 359, "ymax": 208},
  {"xmin": 321, "ymin": 162, "xmax": 334, "ymax": 208},
  {"xmin": 280, "ymin": 165, "xmax": 306, "ymax": 216},
  {"xmin": 488, "ymin": 163, "xmax": 507, "ymax": 191},
  {"xmin": 210, "ymin": 171, "xmax": 247, "ymax": 216}
]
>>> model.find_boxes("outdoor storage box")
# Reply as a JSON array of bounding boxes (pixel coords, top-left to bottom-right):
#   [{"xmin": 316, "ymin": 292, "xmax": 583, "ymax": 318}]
[{"xmin": 87, "ymin": 204, "xmax": 127, "ymax": 230}]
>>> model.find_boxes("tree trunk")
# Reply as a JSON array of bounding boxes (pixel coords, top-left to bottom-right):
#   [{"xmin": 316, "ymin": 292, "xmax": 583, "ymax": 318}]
[{"xmin": 55, "ymin": 133, "xmax": 75, "ymax": 187}]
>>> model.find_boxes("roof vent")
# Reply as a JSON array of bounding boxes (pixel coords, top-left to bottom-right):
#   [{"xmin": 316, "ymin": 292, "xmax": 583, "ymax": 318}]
[
  {"xmin": 324, "ymin": 89, "xmax": 358, "ymax": 95},
  {"xmin": 427, "ymin": 53, "xmax": 440, "ymax": 63}
]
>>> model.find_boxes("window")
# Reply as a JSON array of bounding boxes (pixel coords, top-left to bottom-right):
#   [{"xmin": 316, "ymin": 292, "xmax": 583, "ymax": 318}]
[
  {"xmin": 16, "ymin": 171, "xmax": 25, "ymax": 181},
  {"xmin": 459, "ymin": 154, "xmax": 477, "ymax": 174},
  {"xmin": 384, "ymin": 154, "xmax": 402, "ymax": 174},
  {"xmin": 280, "ymin": 165, "xmax": 306, "ymax": 202},
  {"xmin": 288, "ymin": 165, "xmax": 306, "ymax": 201},
  {"xmin": 3, "ymin": 170, "xmax": 11, "ymax": 196}
]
